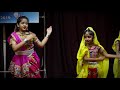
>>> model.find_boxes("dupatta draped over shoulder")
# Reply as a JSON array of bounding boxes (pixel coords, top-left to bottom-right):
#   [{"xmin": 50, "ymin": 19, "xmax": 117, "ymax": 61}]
[
  {"xmin": 112, "ymin": 31, "xmax": 120, "ymax": 78},
  {"xmin": 76, "ymin": 27, "xmax": 109, "ymax": 78}
]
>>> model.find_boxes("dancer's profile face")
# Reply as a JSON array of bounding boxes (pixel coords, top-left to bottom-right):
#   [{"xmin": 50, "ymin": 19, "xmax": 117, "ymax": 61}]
[
  {"xmin": 84, "ymin": 31, "xmax": 93, "ymax": 44},
  {"xmin": 17, "ymin": 18, "xmax": 28, "ymax": 32}
]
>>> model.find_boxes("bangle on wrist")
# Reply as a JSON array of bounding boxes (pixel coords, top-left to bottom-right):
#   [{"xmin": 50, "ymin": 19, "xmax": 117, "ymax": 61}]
[{"xmin": 46, "ymin": 34, "xmax": 50, "ymax": 38}]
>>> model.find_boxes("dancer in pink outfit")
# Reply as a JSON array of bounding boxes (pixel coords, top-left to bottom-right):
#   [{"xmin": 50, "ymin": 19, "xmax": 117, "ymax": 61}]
[{"xmin": 7, "ymin": 16, "xmax": 52, "ymax": 78}]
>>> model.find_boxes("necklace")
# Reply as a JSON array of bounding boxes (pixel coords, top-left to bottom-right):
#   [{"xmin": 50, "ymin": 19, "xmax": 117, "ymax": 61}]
[{"xmin": 19, "ymin": 31, "xmax": 30, "ymax": 36}]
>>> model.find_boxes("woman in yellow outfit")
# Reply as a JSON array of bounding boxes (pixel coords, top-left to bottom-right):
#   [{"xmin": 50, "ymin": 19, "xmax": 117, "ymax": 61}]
[
  {"xmin": 76, "ymin": 27, "xmax": 120, "ymax": 78},
  {"xmin": 112, "ymin": 31, "xmax": 120, "ymax": 78}
]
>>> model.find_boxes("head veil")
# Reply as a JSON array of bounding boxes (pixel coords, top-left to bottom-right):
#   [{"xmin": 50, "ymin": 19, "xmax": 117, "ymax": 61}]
[
  {"xmin": 76, "ymin": 27, "xmax": 109, "ymax": 78},
  {"xmin": 112, "ymin": 31, "xmax": 120, "ymax": 52},
  {"xmin": 112, "ymin": 31, "xmax": 120, "ymax": 78}
]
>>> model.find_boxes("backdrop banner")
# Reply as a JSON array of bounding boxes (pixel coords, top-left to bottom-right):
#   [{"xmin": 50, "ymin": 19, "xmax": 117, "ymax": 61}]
[{"xmin": 0, "ymin": 12, "xmax": 39, "ymax": 23}]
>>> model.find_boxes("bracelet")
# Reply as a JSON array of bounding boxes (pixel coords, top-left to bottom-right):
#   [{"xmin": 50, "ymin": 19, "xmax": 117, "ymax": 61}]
[
  {"xmin": 46, "ymin": 34, "xmax": 50, "ymax": 38},
  {"xmin": 23, "ymin": 38, "xmax": 28, "ymax": 43}
]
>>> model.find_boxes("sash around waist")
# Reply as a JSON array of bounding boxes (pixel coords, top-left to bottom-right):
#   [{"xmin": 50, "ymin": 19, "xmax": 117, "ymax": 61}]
[{"xmin": 15, "ymin": 49, "xmax": 34, "ymax": 56}]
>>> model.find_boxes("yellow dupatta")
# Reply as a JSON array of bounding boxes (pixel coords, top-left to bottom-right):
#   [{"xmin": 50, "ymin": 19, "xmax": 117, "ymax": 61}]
[
  {"xmin": 112, "ymin": 31, "xmax": 120, "ymax": 78},
  {"xmin": 76, "ymin": 27, "xmax": 109, "ymax": 78}
]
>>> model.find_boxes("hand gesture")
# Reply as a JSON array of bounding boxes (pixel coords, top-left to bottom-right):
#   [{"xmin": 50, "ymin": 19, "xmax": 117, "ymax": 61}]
[
  {"xmin": 26, "ymin": 34, "xmax": 35, "ymax": 41},
  {"xmin": 99, "ymin": 56, "xmax": 105, "ymax": 60},
  {"xmin": 46, "ymin": 26, "xmax": 52, "ymax": 35}
]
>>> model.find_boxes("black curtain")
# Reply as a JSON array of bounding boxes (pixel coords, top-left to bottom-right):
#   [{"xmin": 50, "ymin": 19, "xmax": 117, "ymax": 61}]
[{"xmin": 45, "ymin": 10, "xmax": 120, "ymax": 78}]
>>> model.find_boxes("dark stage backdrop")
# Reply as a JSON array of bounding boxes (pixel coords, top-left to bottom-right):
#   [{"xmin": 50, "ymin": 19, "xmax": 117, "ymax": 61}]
[
  {"xmin": 0, "ymin": 11, "xmax": 120, "ymax": 78},
  {"xmin": 45, "ymin": 11, "xmax": 120, "ymax": 78}
]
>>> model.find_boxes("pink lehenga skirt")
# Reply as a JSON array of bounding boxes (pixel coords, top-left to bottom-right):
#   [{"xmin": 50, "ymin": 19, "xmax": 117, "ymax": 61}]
[{"xmin": 9, "ymin": 49, "xmax": 41, "ymax": 78}]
